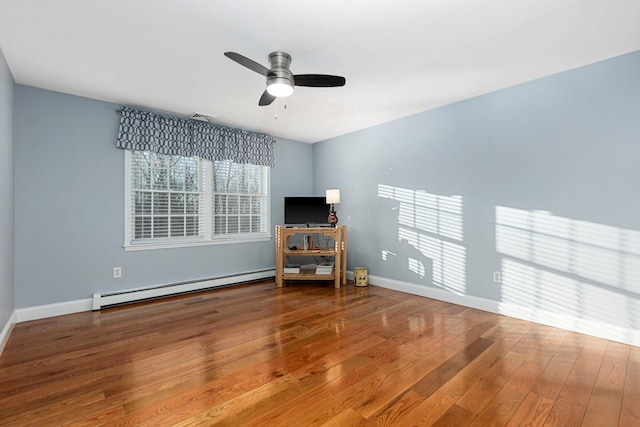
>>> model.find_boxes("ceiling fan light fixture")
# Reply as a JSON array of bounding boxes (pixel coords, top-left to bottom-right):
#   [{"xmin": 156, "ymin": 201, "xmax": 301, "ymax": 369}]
[
  {"xmin": 224, "ymin": 50, "xmax": 345, "ymax": 106},
  {"xmin": 267, "ymin": 80, "xmax": 294, "ymax": 97}
]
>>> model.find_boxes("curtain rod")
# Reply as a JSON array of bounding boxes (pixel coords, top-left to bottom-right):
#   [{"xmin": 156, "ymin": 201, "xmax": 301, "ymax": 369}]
[
  {"xmin": 116, "ymin": 107, "xmax": 187, "ymax": 118},
  {"xmin": 115, "ymin": 108, "xmax": 201, "ymax": 121},
  {"xmin": 114, "ymin": 107, "xmax": 271, "ymax": 137}
]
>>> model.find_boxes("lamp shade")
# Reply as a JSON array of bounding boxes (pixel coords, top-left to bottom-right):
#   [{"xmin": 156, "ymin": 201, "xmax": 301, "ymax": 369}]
[{"xmin": 326, "ymin": 189, "xmax": 340, "ymax": 204}]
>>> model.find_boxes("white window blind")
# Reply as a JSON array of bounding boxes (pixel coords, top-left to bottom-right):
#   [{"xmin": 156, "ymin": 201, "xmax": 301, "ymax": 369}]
[
  {"xmin": 213, "ymin": 160, "xmax": 269, "ymax": 236},
  {"xmin": 125, "ymin": 151, "xmax": 270, "ymax": 250}
]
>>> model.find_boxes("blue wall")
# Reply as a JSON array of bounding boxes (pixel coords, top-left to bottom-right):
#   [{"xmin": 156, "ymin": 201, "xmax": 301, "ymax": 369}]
[
  {"xmin": 0, "ymin": 48, "xmax": 14, "ymax": 331},
  {"xmin": 9, "ymin": 50, "xmax": 640, "ymax": 344},
  {"xmin": 13, "ymin": 86, "xmax": 314, "ymax": 308},
  {"xmin": 314, "ymin": 51, "xmax": 640, "ymax": 340}
]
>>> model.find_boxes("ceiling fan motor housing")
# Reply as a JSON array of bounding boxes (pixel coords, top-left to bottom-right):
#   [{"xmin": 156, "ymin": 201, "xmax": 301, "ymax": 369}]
[{"xmin": 267, "ymin": 51, "xmax": 294, "ymax": 95}]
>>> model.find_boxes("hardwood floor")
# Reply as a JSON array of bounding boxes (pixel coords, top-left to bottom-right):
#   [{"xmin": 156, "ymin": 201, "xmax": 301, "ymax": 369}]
[{"xmin": 1, "ymin": 280, "xmax": 638, "ymax": 426}]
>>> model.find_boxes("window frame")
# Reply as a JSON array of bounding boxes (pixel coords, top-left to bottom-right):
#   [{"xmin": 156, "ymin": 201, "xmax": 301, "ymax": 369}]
[{"xmin": 123, "ymin": 150, "xmax": 271, "ymax": 251}]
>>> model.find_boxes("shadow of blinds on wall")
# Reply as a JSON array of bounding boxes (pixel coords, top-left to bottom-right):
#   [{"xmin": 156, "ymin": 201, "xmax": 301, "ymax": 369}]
[
  {"xmin": 496, "ymin": 206, "xmax": 640, "ymax": 332},
  {"xmin": 378, "ymin": 184, "xmax": 466, "ymax": 294}
]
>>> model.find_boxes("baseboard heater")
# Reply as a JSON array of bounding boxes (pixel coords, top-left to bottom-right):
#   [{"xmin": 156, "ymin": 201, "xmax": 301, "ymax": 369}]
[{"xmin": 92, "ymin": 269, "xmax": 275, "ymax": 310}]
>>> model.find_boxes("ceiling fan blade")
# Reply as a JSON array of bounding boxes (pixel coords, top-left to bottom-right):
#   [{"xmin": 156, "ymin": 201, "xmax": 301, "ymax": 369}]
[
  {"xmin": 224, "ymin": 52, "xmax": 272, "ymax": 76},
  {"xmin": 294, "ymin": 74, "xmax": 346, "ymax": 87},
  {"xmin": 259, "ymin": 90, "xmax": 276, "ymax": 106}
]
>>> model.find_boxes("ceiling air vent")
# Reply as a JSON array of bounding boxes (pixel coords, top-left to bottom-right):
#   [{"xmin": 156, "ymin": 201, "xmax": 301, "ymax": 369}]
[{"xmin": 190, "ymin": 112, "xmax": 216, "ymax": 123}]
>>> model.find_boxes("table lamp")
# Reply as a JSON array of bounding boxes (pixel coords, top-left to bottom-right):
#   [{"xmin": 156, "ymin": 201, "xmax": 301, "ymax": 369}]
[{"xmin": 326, "ymin": 188, "xmax": 340, "ymax": 227}]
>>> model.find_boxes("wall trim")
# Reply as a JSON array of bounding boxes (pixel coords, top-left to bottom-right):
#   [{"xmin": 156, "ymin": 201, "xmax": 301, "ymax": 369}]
[
  {"xmin": 370, "ymin": 274, "xmax": 640, "ymax": 348},
  {"xmin": 0, "ymin": 311, "xmax": 17, "ymax": 356},
  {"xmin": 16, "ymin": 299, "xmax": 93, "ymax": 323},
  {"xmin": 10, "ymin": 270, "xmax": 638, "ymax": 349},
  {"xmin": 14, "ymin": 270, "xmax": 276, "ymax": 322}
]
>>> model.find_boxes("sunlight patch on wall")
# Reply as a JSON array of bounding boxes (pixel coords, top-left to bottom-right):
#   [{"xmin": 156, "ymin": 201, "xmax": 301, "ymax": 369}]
[
  {"xmin": 496, "ymin": 207, "xmax": 640, "ymax": 329},
  {"xmin": 379, "ymin": 184, "xmax": 466, "ymax": 294}
]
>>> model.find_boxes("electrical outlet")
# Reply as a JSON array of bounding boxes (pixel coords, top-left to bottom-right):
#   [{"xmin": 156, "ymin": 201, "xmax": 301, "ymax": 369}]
[
  {"xmin": 493, "ymin": 271, "xmax": 502, "ymax": 284},
  {"xmin": 113, "ymin": 267, "xmax": 122, "ymax": 279}
]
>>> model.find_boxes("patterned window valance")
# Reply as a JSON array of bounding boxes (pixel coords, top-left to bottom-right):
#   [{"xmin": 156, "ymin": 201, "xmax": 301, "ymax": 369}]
[{"xmin": 116, "ymin": 106, "xmax": 275, "ymax": 167}]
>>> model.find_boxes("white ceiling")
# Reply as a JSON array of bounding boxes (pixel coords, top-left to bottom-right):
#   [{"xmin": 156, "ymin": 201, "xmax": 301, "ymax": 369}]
[{"xmin": 1, "ymin": 1, "xmax": 639, "ymax": 143}]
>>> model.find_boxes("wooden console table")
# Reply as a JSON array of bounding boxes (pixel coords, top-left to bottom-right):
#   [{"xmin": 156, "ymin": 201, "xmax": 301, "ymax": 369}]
[{"xmin": 275, "ymin": 225, "xmax": 347, "ymax": 288}]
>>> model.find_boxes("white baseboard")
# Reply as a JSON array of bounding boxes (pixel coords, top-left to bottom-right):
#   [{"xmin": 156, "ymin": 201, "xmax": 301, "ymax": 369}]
[
  {"xmin": 0, "ymin": 311, "xmax": 17, "ymax": 355},
  {"xmin": 14, "ymin": 270, "xmax": 275, "ymax": 323},
  {"xmin": 10, "ymin": 270, "xmax": 638, "ymax": 348},
  {"xmin": 16, "ymin": 299, "xmax": 93, "ymax": 323},
  {"xmin": 370, "ymin": 274, "xmax": 640, "ymax": 348}
]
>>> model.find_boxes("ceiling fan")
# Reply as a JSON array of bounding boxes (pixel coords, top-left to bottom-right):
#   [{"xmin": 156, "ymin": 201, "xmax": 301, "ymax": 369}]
[{"xmin": 224, "ymin": 51, "xmax": 346, "ymax": 106}]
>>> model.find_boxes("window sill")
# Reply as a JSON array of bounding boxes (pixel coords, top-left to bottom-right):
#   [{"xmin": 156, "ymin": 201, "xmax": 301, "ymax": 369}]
[{"xmin": 123, "ymin": 235, "xmax": 272, "ymax": 251}]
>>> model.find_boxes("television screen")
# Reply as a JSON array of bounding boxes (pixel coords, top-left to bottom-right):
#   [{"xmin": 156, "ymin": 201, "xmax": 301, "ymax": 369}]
[{"xmin": 284, "ymin": 196, "xmax": 329, "ymax": 226}]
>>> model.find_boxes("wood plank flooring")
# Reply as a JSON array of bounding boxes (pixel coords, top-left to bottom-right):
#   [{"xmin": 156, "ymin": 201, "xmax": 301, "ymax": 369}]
[{"xmin": 0, "ymin": 280, "xmax": 638, "ymax": 426}]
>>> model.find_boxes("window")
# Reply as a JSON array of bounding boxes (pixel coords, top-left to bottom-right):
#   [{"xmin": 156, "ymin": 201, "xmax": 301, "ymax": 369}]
[
  {"xmin": 125, "ymin": 151, "xmax": 270, "ymax": 250},
  {"xmin": 213, "ymin": 160, "xmax": 269, "ymax": 235}
]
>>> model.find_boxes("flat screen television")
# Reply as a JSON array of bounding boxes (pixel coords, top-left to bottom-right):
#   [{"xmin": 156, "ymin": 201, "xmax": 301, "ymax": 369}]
[{"xmin": 284, "ymin": 196, "xmax": 330, "ymax": 227}]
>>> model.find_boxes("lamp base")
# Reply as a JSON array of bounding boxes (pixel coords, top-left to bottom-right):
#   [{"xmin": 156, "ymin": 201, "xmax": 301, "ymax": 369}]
[{"xmin": 328, "ymin": 205, "xmax": 338, "ymax": 228}]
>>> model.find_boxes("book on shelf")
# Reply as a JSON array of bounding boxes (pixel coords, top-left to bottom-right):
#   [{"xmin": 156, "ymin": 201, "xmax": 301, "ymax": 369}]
[
  {"xmin": 283, "ymin": 264, "xmax": 301, "ymax": 274},
  {"xmin": 315, "ymin": 262, "xmax": 334, "ymax": 275},
  {"xmin": 303, "ymin": 235, "xmax": 314, "ymax": 250}
]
